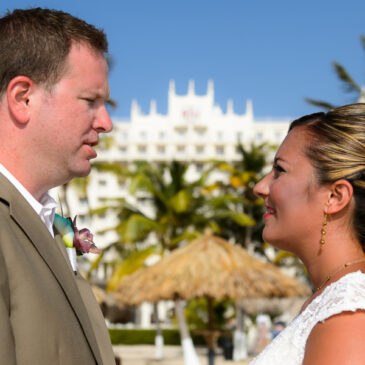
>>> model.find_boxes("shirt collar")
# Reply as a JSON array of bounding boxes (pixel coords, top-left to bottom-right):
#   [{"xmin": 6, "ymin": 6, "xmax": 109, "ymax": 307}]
[{"xmin": 0, "ymin": 164, "xmax": 58, "ymax": 236}]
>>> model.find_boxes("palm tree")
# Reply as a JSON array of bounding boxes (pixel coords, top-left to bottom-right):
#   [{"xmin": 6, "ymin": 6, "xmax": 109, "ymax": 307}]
[
  {"xmin": 306, "ymin": 34, "xmax": 365, "ymax": 109},
  {"xmin": 214, "ymin": 142, "xmax": 275, "ymax": 253},
  {"xmin": 91, "ymin": 159, "xmax": 258, "ymax": 364},
  {"xmin": 91, "ymin": 159, "xmax": 218, "ymax": 365},
  {"xmin": 92, "ymin": 160, "xmax": 217, "ymax": 284},
  {"xmin": 210, "ymin": 141, "xmax": 275, "ymax": 360},
  {"xmin": 91, "ymin": 158, "xmax": 258, "ymax": 283},
  {"xmin": 105, "ymin": 55, "xmax": 118, "ymax": 110}
]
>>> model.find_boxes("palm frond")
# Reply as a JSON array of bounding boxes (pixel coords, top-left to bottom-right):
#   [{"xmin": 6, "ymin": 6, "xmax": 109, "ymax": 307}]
[
  {"xmin": 107, "ymin": 246, "xmax": 161, "ymax": 291},
  {"xmin": 213, "ymin": 210, "xmax": 255, "ymax": 227},
  {"xmin": 360, "ymin": 34, "xmax": 365, "ymax": 51},
  {"xmin": 106, "ymin": 98, "xmax": 117, "ymax": 109},
  {"xmin": 332, "ymin": 61, "xmax": 362, "ymax": 94},
  {"xmin": 304, "ymin": 98, "xmax": 336, "ymax": 110}
]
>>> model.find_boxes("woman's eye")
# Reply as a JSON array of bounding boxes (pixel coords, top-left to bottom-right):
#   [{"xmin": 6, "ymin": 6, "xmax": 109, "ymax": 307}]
[{"xmin": 273, "ymin": 164, "xmax": 285, "ymax": 177}]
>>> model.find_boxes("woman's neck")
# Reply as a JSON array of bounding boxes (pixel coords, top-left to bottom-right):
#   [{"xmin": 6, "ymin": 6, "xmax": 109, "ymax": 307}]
[{"xmin": 304, "ymin": 238, "xmax": 364, "ymax": 293}]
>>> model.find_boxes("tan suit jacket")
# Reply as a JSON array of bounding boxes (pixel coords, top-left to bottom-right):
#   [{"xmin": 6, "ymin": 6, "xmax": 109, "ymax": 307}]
[{"xmin": 0, "ymin": 174, "xmax": 115, "ymax": 364}]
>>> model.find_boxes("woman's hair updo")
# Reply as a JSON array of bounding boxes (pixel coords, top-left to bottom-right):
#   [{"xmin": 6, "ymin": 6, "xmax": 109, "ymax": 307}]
[{"xmin": 289, "ymin": 103, "xmax": 365, "ymax": 249}]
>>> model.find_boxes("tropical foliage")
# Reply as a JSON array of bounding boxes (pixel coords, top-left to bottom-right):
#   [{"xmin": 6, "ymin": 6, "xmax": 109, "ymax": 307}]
[
  {"xmin": 88, "ymin": 152, "xmax": 267, "ymax": 288},
  {"xmin": 213, "ymin": 142, "xmax": 275, "ymax": 252}
]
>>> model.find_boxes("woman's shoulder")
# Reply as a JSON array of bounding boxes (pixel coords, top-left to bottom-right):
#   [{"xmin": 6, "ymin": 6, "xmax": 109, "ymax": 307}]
[
  {"xmin": 302, "ymin": 272, "xmax": 365, "ymax": 364},
  {"xmin": 303, "ymin": 309, "xmax": 365, "ymax": 364}
]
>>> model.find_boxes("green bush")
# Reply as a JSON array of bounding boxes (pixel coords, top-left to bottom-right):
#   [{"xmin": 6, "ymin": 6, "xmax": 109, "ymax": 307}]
[{"xmin": 109, "ymin": 328, "xmax": 206, "ymax": 346}]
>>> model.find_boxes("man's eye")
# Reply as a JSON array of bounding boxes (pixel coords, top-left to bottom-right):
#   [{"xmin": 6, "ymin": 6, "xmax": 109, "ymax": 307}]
[{"xmin": 84, "ymin": 98, "xmax": 96, "ymax": 104}]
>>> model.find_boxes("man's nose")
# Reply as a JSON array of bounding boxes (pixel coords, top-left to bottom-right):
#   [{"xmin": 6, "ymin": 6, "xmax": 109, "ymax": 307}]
[{"xmin": 94, "ymin": 105, "xmax": 113, "ymax": 133}]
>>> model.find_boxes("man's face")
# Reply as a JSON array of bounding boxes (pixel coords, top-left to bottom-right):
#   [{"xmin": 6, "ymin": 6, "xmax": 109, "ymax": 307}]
[{"xmin": 33, "ymin": 42, "xmax": 112, "ymax": 187}]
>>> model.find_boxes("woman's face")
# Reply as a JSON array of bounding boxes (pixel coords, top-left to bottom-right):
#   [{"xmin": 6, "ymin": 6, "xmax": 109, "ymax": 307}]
[{"xmin": 254, "ymin": 127, "xmax": 329, "ymax": 253}]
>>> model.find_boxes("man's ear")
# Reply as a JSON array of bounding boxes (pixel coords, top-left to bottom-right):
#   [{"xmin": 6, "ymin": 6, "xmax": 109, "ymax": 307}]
[
  {"xmin": 6, "ymin": 76, "xmax": 34, "ymax": 124},
  {"xmin": 326, "ymin": 179, "xmax": 353, "ymax": 215}
]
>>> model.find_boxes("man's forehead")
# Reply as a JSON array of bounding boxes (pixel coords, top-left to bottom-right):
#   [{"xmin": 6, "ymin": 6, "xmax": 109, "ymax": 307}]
[{"xmin": 65, "ymin": 42, "xmax": 107, "ymax": 72}]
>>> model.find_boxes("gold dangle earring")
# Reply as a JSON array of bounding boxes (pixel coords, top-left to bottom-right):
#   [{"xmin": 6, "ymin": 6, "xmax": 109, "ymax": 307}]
[{"xmin": 320, "ymin": 213, "xmax": 327, "ymax": 245}]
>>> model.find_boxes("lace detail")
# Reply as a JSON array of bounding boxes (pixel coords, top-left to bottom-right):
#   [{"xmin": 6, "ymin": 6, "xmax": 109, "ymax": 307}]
[{"xmin": 249, "ymin": 271, "xmax": 365, "ymax": 365}]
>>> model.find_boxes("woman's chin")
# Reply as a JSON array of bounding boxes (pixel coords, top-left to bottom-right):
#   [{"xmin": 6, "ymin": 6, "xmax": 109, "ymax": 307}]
[{"xmin": 262, "ymin": 231, "xmax": 283, "ymax": 249}]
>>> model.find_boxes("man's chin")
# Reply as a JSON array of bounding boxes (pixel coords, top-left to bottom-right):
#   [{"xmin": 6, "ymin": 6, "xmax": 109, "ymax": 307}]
[{"xmin": 71, "ymin": 163, "xmax": 92, "ymax": 179}]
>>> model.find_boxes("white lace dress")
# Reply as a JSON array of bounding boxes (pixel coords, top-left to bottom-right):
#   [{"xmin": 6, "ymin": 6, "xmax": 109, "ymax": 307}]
[{"xmin": 249, "ymin": 271, "xmax": 365, "ymax": 365}]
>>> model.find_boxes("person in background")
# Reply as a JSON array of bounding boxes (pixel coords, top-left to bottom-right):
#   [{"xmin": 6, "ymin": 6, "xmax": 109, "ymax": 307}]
[
  {"xmin": 0, "ymin": 8, "xmax": 114, "ymax": 364},
  {"xmin": 254, "ymin": 314, "xmax": 272, "ymax": 353},
  {"xmin": 251, "ymin": 103, "xmax": 365, "ymax": 364},
  {"xmin": 272, "ymin": 321, "xmax": 285, "ymax": 338}
]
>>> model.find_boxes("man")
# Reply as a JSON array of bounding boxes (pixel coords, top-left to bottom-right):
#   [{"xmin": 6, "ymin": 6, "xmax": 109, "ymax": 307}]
[{"xmin": 0, "ymin": 8, "xmax": 115, "ymax": 364}]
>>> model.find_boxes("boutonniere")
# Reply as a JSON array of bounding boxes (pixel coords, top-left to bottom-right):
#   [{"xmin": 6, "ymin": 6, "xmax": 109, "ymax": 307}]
[{"xmin": 54, "ymin": 214, "xmax": 100, "ymax": 255}]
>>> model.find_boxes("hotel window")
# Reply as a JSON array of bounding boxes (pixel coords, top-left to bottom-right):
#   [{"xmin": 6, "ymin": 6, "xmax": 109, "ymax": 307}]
[
  {"xmin": 157, "ymin": 145, "xmax": 166, "ymax": 154},
  {"xmin": 98, "ymin": 180, "xmax": 107, "ymax": 186},
  {"xmin": 216, "ymin": 146, "xmax": 224, "ymax": 155},
  {"xmin": 119, "ymin": 146, "xmax": 128, "ymax": 153},
  {"xmin": 176, "ymin": 129, "xmax": 186, "ymax": 138},
  {"xmin": 79, "ymin": 197, "xmax": 88, "ymax": 206},
  {"xmin": 237, "ymin": 131, "xmax": 243, "ymax": 141},
  {"xmin": 255, "ymin": 132, "xmax": 263, "ymax": 141},
  {"xmin": 196, "ymin": 146, "xmax": 205, "ymax": 154},
  {"xmin": 158, "ymin": 131, "xmax": 166, "ymax": 140},
  {"xmin": 138, "ymin": 145, "xmax": 147, "ymax": 154},
  {"xmin": 217, "ymin": 131, "xmax": 223, "ymax": 141},
  {"xmin": 177, "ymin": 145, "xmax": 185, "ymax": 154}
]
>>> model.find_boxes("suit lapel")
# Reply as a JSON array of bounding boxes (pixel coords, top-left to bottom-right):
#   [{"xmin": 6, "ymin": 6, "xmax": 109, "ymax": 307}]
[{"xmin": 0, "ymin": 175, "xmax": 103, "ymax": 364}]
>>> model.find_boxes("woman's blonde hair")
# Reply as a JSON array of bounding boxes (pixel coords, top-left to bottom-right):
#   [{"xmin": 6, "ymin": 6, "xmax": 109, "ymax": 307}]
[{"xmin": 289, "ymin": 103, "xmax": 365, "ymax": 248}]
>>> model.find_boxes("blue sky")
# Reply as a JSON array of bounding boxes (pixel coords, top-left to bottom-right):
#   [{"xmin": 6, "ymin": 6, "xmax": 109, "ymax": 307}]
[{"xmin": 1, "ymin": 0, "xmax": 364, "ymax": 119}]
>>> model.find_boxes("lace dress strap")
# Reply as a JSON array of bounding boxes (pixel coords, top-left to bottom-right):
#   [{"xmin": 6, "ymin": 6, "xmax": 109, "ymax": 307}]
[{"xmin": 304, "ymin": 270, "xmax": 365, "ymax": 326}]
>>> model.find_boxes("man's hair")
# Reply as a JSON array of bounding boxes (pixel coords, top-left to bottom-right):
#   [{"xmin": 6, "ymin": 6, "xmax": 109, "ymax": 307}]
[{"xmin": 0, "ymin": 7, "xmax": 108, "ymax": 95}]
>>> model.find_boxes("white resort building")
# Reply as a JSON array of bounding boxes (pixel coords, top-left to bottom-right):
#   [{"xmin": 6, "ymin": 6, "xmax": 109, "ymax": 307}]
[
  {"xmin": 51, "ymin": 80, "xmax": 291, "ymax": 326},
  {"xmin": 102, "ymin": 79, "xmax": 288, "ymax": 164},
  {"xmin": 55, "ymin": 79, "xmax": 290, "ymax": 249}
]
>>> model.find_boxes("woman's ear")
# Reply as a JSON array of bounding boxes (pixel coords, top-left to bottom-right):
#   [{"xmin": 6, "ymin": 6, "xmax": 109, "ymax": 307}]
[
  {"xmin": 326, "ymin": 179, "xmax": 354, "ymax": 214},
  {"xmin": 6, "ymin": 76, "xmax": 34, "ymax": 124}
]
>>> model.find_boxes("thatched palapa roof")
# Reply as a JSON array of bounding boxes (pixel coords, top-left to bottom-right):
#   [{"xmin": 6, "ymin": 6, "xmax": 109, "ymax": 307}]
[{"xmin": 114, "ymin": 234, "xmax": 310, "ymax": 305}]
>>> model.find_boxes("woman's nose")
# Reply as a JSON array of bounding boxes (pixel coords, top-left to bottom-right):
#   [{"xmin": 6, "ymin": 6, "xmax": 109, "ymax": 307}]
[{"xmin": 253, "ymin": 173, "xmax": 270, "ymax": 199}]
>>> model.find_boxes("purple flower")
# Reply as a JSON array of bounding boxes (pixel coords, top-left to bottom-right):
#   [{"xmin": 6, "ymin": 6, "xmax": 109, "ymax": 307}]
[{"xmin": 72, "ymin": 216, "xmax": 100, "ymax": 255}]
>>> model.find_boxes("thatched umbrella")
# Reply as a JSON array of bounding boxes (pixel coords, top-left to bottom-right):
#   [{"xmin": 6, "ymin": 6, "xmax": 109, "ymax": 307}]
[
  {"xmin": 238, "ymin": 297, "xmax": 305, "ymax": 318},
  {"xmin": 114, "ymin": 234, "xmax": 310, "ymax": 364},
  {"xmin": 115, "ymin": 234, "xmax": 310, "ymax": 304}
]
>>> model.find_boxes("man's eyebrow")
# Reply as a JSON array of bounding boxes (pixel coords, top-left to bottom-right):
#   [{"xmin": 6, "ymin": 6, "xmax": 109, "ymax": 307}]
[{"xmin": 86, "ymin": 88, "xmax": 110, "ymax": 100}]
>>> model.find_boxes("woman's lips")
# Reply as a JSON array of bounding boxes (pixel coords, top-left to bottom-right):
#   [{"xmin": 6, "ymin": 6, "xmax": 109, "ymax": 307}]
[{"xmin": 263, "ymin": 206, "xmax": 275, "ymax": 219}]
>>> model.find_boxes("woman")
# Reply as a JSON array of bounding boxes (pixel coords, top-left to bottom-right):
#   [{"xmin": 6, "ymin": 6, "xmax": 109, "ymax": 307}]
[{"xmin": 250, "ymin": 103, "xmax": 365, "ymax": 364}]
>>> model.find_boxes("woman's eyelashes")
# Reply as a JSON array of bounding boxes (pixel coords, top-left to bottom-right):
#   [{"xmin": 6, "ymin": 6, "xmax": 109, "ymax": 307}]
[{"xmin": 273, "ymin": 163, "xmax": 286, "ymax": 178}]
